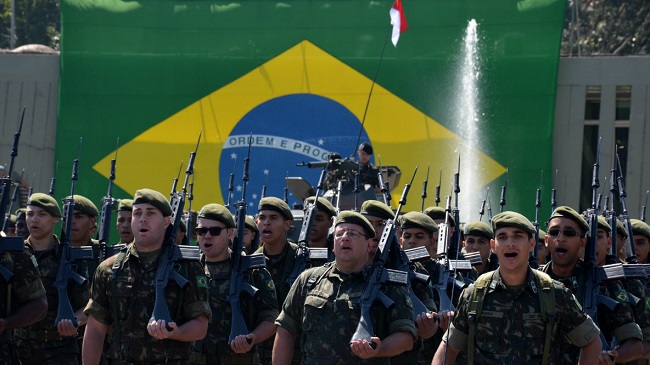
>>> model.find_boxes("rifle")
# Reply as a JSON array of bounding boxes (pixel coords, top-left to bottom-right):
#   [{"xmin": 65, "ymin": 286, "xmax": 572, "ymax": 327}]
[
  {"xmin": 186, "ymin": 174, "xmax": 195, "ymax": 245},
  {"xmin": 642, "ymin": 190, "xmax": 649, "ymax": 222},
  {"xmin": 54, "ymin": 139, "xmax": 95, "ymax": 328},
  {"xmin": 499, "ymin": 167, "xmax": 508, "ymax": 213},
  {"xmin": 2, "ymin": 169, "xmax": 24, "ymax": 232},
  {"xmin": 149, "ymin": 133, "xmax": 202, "ymax": 328},
  {"xmin": 287, "ymin": 169, "xmax": 330, "ymax": 287},
  {"xmin": 530, "ymin": 170, "xmax": 543, "ymax": 269},
  {"xmin": 551, "ymin": 170, "xmax": 558, "ymax": 213},
  {"xmin": 615, "ymin": 150, "xmax": 638, "ymax": 263},
  {"xmin": 478, "ymin": 187, "xmax": 489, "ymax": 222},
  {"xmin": 49, "ymin": 161, "xmax": 58, "ymax": 196},
  {"xmin": 335, "ymin": 180, "xmax": 343, "ymax": 215},
  {"xmin": 261, "ymin": 169, "xmax": 269, "ymax": 199},
  {"xmin": 606, "ymin": 155, "xmax": 619, "ymax": 260},
  {"xmin": 170, "ymin": 161, "xmax": 183, "ymax": 199},
  {"xmin": 581, "ymin": 138, "xmax": 624, "ymax": 350},
  {"xmin": 228, "ymin": 135, "xmax": 267, "ymax": 342},
  {"xmin": 421, "ymin": 164, "xmax": 430, "ymax": 212},
  {"xmin": 225, "ymin": 156, "xmax": 236, "ymax": 211},
  {"xmin": 435, "ymin": 170, "xmax": 441, "ymax": 207},
  {"xmin": 97, "ymin": 140, "xmax": 120, "ymax": 261},
  {"xmin": 597, "ymin": 176, "xmax": 607, "ymax": 213},
  {"xmin": 378, "ymin": 167, "xmax": 390, "ymax": 206},
  {"xmin": 487, "ymin": 195, "xmax": 493, "ymax": 223},
  {"xmin": 349, "ymin": 167, "xmax": 417, "ymax": 347},
  {"xmin": 0, "ymin": 107, "xmax": 25, "ymax": 232},
  {"xmin": 353, "ymin": 169, "xmax": 360, "ymax": 212}
]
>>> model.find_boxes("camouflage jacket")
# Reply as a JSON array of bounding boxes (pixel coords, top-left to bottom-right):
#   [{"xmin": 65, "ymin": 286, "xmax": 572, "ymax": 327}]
[
  {"xmin": 84, "ymin": 243, "xmax": 211, "ymax": 363},
  {"xmin": 23, "ymin": 235, "xmax": 89, "ymax": 336},
  {"xmin": 0, "ymin": 247, "xmax": 46, "ymax": 348},
  {"xmin": 255, "ymin": 241, "xmax": 299, "ymax": 306},
  {"xmin": 446, "ymin": 268, "xmax": 601, "ymax": 365},
  {"xmin": 193, "ymin": 254, "xmax": 279, "ymax": 361},
  {"xmin": 276, "ymin": 262, "xmax": 417, "ymax": 365}
]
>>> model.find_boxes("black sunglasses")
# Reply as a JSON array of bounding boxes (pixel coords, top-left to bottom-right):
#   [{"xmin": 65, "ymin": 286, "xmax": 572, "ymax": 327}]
[
  {"xmin": 196, "ymin": 226, "xmax": 225, "ymax": 236},
  {"xmin": 547, "ymin": 228, "xmax": 582, "ymax": 238}
]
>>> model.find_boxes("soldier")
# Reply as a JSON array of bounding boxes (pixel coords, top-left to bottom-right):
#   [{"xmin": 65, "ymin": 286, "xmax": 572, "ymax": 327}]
[
  {"xmin": 82, "ymin": 188, "xmax": 211, "ymax": 365},
  {"xmin": 462, "ymin": 221, "xmax": 497, "ymax": 275},
  {"xmin": 537, "ymin": 229, "xmax": 549, "ymax": 266},
  {"xmin": 396, "ymin": 211, "xmax": 440, "ymax": 365},
  {"xmin": 433, "ymin": 211, "xmax": 602, "ymax": 365},
  {"xmin": 3, "ymin": 214, "xmax": 16, "ymax": 236},
  {"xmin": 423, "ymin": 206, "xmax": 455, "ymax": 239},
  {"xmin": 356, "ymin": 142, "xmax": 379, "ymax": 189},
  {"xmin": 0, "ymin": 242, "xmax": 48, "ymax": 365},
  {"xmin": 303, "ymin": 196, "xmax": 335, "ymax": 250},
  {"xmin": 630, "ymin": 219, "xmax": 650, "ymax": 264},
  {"xmin": 596, "ymin": 216, "xmax": 650, "ymax": 365},
  {"xmin": 116, "ymin": 199, "xmax": 134, "ymax": 245},
  {"xmin": 68, "ymin": 194, "xmax": 101, "ymax": 280},
  {"xmin": 242, "ymin": 215, "xmax": 259, "ymax": 254},
  {"xmin": 540, "ymin": 206, "xmax": 643, "ymax": 364},
  {"xmin": 274, "ymin": 211, "xmax": 416, "ymax": 365},
  {"xmin": 15, "ymin": 208, "xmax": 29, "ymax": 239},
  {"xmin": 254, "ymin": 197, "xmax": 298, "ymax": 364},
  {"xmin": 16, "ymin": 193, "xmax": 90, "ymax": 365},
  {"xmin": 360, "ymin": 200, "xmax": 394, "ymax": 261},
  {"xmin": 191, "ymin": 203, "xmax": 278, "ymax": 364}
]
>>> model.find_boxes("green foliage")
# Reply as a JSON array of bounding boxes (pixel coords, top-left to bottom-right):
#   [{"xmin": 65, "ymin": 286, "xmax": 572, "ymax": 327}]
[
  {"xmin": 562, "ymin": 0, "xmax": 650, "ymax": 55},
  {"xmin": 0, "ymin": 0, "xmax": 59, "ymax": 50}
]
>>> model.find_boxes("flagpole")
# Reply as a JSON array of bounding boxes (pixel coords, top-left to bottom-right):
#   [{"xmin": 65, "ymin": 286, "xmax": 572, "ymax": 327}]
[{"xmin": 353, "ymin": 27, "xmax": 392, "ymax": 157}]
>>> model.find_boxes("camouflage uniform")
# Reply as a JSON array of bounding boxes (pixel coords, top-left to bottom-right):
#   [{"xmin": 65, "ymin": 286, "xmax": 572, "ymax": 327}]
[
  {"xmin": 541, "ymin": 260, "xmax": 643, "ymax": 364},
  {"xmin": 357, "ymin": 163, "xmax": 379, "ymax": 188},
  {"xmin": 84, "ymin": 243, "xmax": 211, "ymax": 364},
  {"xmin": 445, "ymin": 268, "xmax": 600, "ymax": 365},
  {"xmin": 0, "ymin": 248, "xmax": 46, "ymax": 365},
  {"xmin": 15, "ymin": 235, "xmax": 90, "ymax": 365},
  {"xmin": 190, "ymin": 255, "xmax": 279, "ymax": 365},
  {"xmin": 276, "ymin": 262, "xmax": 417, "ymax": 365}
]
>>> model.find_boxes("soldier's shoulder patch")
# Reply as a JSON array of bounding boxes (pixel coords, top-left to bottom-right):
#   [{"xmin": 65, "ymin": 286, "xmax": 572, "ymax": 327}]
[
  {"xmin": 265, "ymin": 279, "xmax": 275, "ymax": 291},
  {"xmin": 196, "ymin": 275, "xmax": 208, "ymax": 288},
  {"xmin": 615, "ymin": 290, "xmax": 628, "ymax": 303},
  {"xmin": 645, "ymin": 297, "xmax": 650, "ymax": 310}
]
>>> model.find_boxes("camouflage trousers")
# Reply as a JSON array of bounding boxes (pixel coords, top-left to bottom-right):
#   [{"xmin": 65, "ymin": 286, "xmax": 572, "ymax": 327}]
[{"xmin": 14, "ymin": 336, "xmax": 80, "ymax": 365}]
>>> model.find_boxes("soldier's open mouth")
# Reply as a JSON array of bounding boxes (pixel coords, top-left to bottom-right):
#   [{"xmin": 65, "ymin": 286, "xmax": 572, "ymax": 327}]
[
  {"xmin": 556, "ymin": 247, "xmax": 567, "ymax": 254},
  {"xmin": 504, "ymin": 252, "xmax": 517, "ymax": 258}
]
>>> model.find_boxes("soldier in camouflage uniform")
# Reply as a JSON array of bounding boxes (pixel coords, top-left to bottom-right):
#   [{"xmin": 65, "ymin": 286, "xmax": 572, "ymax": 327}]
[
  {"xmin": 596, "ymin": 216, "xmax": 650, "ymax": 365},
  {"xmin": 631, "ymin": 219, "xmax": 650, "ymax": 264},
  {"xmin": 242, "ymin": 215, "xmax": 259, "ymax": 254},
  {"xmin": 16, "ymin": 193, "xmax": 90, "ymax": 365},
  {"xmin": 540, "ymin": 206, "xmax": 643, "ymax": 364},
  {"xmin": 356, "ymin": 142, "xmax": 379, "ymax": 189},
  {"xmin": 15, "ymin": 207, "xmax": 29, "ymax": 239},
  {"xmin": 0, "ymin": 243, "xmax": 48, "ymax": 365},
  {"xmin": 274, "ymin": 211, "xmax": 417, "ymax": 365},
  {"xmin": 68, "ymin": 195, "xmax": 101, "ymax": 280},
  {"xmin": 190, "ymin": 203, "xmax": 278, "ymax": 365},
  {"xmin": 396, "ymin": 211, "xmax": 440, "ymax": 365},
  {"xmin": 463, "ymin": 221, "xmax": 498, "ymax": 275},
  {"xmin": 434, "ymin": 211, "xmax": 602, "ymax": 365},
  {"xmin": 116, "ymin": 199, "xmax": 134, "ymax": 245},
  {"xmin": 83, "ymin": 188, "xmax": 211, "ymax": 365}
]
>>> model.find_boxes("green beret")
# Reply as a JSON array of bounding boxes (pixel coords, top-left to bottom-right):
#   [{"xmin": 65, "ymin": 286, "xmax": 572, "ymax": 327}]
[
  {"xmin": 118, "ymin": 199, "xmax": 133, "ymax": 212},
  {"xmin": 335, "ymin": 211, "xmax": 376, "ymax": 239},
  {"xmin": 133, "ymin": 188, "xmax": 172, "ymax": 217},
  {"xmin": 492, "ymin": 211, "xmax": 536, "ymax": 234},
  {"xmin": 258, "ymin": 197, "xmax": 293, "ymax": 220},
  {"xmin": 464, "ymin": 221, "xmax": 493, "ymax": 240},
  {"xmin": 15, "ymin": 208, "xmax": 26, "ymax": 220},
  {"xmin": 27, "ymin": 193, "xmax": 61, "ymax": 217},
  {"xmin": 245, "ymin": 215, "xmax": 258, "ymax": 232},
  {"xmin": 615, "ymin": 219, "xmax": 628, "ymax": 239},
  {"xmin": 304, "ymin": 196, "xmax": 336, "ymax": 218},
  {"xmin": 631, "ymin": 219, "xmax": 650, "ymax": 241},
  {"xmin": 360, "ymin": 200, "xmax": 393, "ymax": 220},
  {"xmin": 69, "ymin": 194, "xmax": 99, "ymax": 217},
  {"xmin": 198, "ymin": 203, "xmax": 236, "ymax": 228},
  {"xmin": 548, "ymin": 206, "xmax": 589, "ymax": 233},
  {"xmin": 401, "ymin": 211, "xmax": 438, "ymax": 233},
  {"xmin": 6, "ymin": 214, "xmax": 16, "ymax": 226},
  {"xmin": 597, "ymin": 215, "xmax": 612, "ymax": 233},
  {"xmin": 538, "ymin": 229, "xmax": 546, "ymax": 241},
  {"xmin": 424, "ymin": 206, "xmax": 455, "ymax": 227}
]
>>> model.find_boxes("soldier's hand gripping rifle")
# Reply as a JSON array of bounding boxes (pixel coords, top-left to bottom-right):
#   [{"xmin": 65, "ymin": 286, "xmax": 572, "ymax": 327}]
[
  {"xmin": 97, "ymin": 140, "xmax": 121, "ymax": 261},
  {"xmin": 0, "ymin": 107, "xmax": 25, "ymax": 232},
  {"xmin": 54, "ymin": 139, "xmax": 95, "ymax": 328},
  {"xmin": 229, "ymin": 136, "xmax": 267, "ymax": 342},
  {"xmin": 581, "ymin": 138, "xmax": 625, "ymax": 350},
  {"xmin": 287, "ymin": 169, "xmax": 330, "ymax": 287},
  {"xmin": 530, "ymin": 171, "xmax": 543, "ymax": 269},
  {"xmin": 349, "ymin": 167, "xmax": 417, "ymax": 347},
  {"xmin": 149, "ymin": 133, "xmax": 202, "ymax": 329}
]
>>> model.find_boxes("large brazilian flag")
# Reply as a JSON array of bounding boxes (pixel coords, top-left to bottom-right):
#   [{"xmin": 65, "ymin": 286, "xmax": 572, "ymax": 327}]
[{"xmin": 58, "ymin": 0, "xmax": 566, "ymax": 222}]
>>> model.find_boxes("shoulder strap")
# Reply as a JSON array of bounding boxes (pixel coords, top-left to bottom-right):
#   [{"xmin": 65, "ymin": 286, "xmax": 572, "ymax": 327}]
[
  {"xmin": 110, "ymin": 246, "xmax": 129, "ymax": 353},
  {"xmin": 533, "ymin": 270, "xmax": 556, "ymax": 365},
  {"xmin": 306, "ymin": 263, "xmax": 333, "ymax": 291},
  {"xmin": 467, "ymin": 271, "xmax": 494, "ymax": 365}
]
